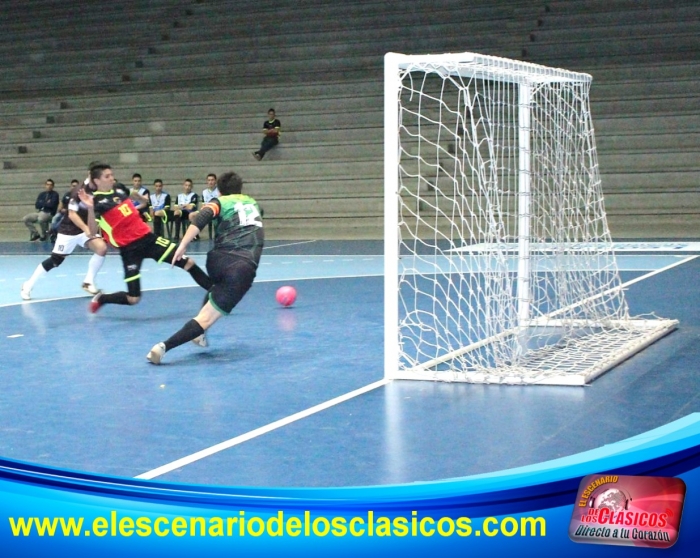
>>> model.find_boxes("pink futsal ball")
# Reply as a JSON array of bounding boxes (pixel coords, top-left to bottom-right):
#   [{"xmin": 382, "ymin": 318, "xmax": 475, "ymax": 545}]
[{"xmin": 276, "ymin": 286, "xmax": 297, "ymax": 307}]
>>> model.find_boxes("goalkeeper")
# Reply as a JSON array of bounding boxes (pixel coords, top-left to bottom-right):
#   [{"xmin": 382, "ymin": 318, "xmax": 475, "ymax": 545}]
[
  {"xmin": 253, "ymin": 108, "xmax": 281, "ymax": 160},
  {"xmin": 147, "ymin": 171, "xmax": 264, "ymax": 364}
]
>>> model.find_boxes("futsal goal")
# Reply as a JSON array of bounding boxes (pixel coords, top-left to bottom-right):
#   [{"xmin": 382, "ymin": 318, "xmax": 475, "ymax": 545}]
[{"xmin": 383, "ymin": 51, "xmax": 677, "ymax": 386}]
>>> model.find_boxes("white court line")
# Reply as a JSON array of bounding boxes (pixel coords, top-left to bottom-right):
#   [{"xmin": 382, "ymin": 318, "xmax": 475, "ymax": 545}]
[
  {"xmin": 264, "ymin": 240, "xmax": 318, "ymax": 250},
  {"xmin": 135, "ymin": 378, "xmax": 390, "ymax": 480},
  {"xmin": 619, "ymin": 255, "xmax": 697, "ymax": 288}
]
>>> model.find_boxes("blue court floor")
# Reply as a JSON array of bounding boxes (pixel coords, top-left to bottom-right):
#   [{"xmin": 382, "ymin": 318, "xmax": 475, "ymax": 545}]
[{"xmin": 0, "ymin": 240, "xmax": 699, "ymax": 487}]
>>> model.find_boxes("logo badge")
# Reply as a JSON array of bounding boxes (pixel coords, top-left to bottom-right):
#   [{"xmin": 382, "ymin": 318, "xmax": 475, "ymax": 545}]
[{"xmin": 569, "ymin": 474, "xmax": 685, "ymax": 548}]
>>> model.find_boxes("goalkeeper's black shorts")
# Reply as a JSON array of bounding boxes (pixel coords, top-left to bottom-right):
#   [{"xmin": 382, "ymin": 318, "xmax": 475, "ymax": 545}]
[{"xmin": 205, "ymin": 250, "xmax": 257, "ymax": 315}]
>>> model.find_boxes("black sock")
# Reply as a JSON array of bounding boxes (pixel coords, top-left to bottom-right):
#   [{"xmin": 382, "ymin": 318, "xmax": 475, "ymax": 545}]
[
  {"xmin": 164, "ymin": 319, "xmax": 205, "ymax": 352},
  {"xmin": 187, "ymin": 263, "xmax": 213, "ymax": 290},
  {"xmin": 100, "ymin": 291, "xmax": 131, "ymax": 305}
]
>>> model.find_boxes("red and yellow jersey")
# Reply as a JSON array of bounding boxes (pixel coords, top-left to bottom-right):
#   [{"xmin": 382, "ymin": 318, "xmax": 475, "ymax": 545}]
[{"xmin": 92, "ymin": 185, "xmax": 151, "ymax": 247}]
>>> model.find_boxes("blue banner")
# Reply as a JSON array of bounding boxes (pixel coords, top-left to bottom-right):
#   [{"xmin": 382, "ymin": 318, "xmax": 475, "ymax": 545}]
[{"xmin": 2, "ymin": 414, "xmax": 700, "ymax": 557}]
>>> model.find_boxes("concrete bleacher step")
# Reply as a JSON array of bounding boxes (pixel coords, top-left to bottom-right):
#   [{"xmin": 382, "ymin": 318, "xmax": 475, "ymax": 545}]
[
  {"xmin": 4, "ymin": 143, "xmax": 381, "ymax": 168},
  {"xmin": 1, "ymin": 108, "xmax": 383, "ymax": 144},
  {"xmin": 596, "ymin": 132, "xmax": 700, "ymax": 151},
  {"xmin": 174, "ymin": 9, "xmax": 522, "ymax": 38},
  {"xmin": 19, "ymin": 95, "xmax": 382, "ymax": 127},
  {"xmin": 0, "ymin": 159, "xmax": 384, "ymax": 187},
  {"xmin": 0, "ymin": 102, "xmax": 383, "ymax": 132},
  {"xmin": 590, "ymin": 96, "xmax": 700, "ymax": 117},
  {"xmin": 0, "ymin": 99, "xmax": 62, "ymax": 117},
  {"xmin": 608, "ymin": 215, "xmax": 700, "ymax": 238},
  {"xmin": 56, "ymin": 80, "xmax": 381, "ymax": 111},
  {"xmin": 187, "ymin": 0, "xmax": 532, "ymax": 26},
  {"xmin": 0, "ymin": 53, "xmax": 385, "ymax": 94},
  {"xmin": 534, "ymin": 6, "xmax": 699, "ymax": 32},
  {"xmin": 0, "ymin": 0, "xmax": 180, "ymax": 36},
  {"xmin": 1, "ymin": 47, "xmax": 137, "ymax": 71},
  {"xmin": 260, "ymin": 217, "xmax": 385, "ymax": 240},
  {"xmin": 590, "ymin": 79, "xmax": 700, "ymax": 101},
  {"xmin": 530, "ymin": 18, "xmax": 699, "ymax": 44},
  {"xmin": 540, "ymin": 0, "xmax": 698, "ymax": 15},
  {"xmin": 0, "ymin": 73, "xmax": 132, "ymax": 96},
  {"xmin": 17, "ymin": 128, "xmax": 383, "ymax": 156},
  {"xmin": 581, "ymin": 61, "xmax": 700, "ymax": 82},
  {"xmin": 1, "ymin": 174, "xmax": 382, "ymax": 204},
  {"xmin": 129, "ymin": 38, "xmax": 516, "ymax": 76},
  {"xmin": 140, "ymin": 30, "xmax": 521, "ymax": 70},
  {"xmin": 595, "ymin": 114, "xmax": 700, "ymax": 134},
  {"xmin": 597, "ymin": 150, "xmax": 699, "ymax": 172},
  {"xmin": 253, "ymin": 196, "xmax": 382, "ymax": 218},
  {"xmin": 601, "ymin": 171, "xmax": 700, "ymax": 189},
  {"xmin": 524, "ymin": 34, "xmax": 700, "ymax": 66},
  {"xmin": 1, "ymin": 115, "xmax": 383, "ymax": 145},
  {"xmin": 0, "ymin": 31, "xmax": 155, "ymax": 61},
  {"xmin": 603, "ymin": 191, "xmax": 700, "ymax": 211}
]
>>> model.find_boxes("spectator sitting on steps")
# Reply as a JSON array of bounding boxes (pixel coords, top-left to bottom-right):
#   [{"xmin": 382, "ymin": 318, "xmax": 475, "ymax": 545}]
[
  {"xmin": 23, "ymin": 179, "xmax": 60, "ymax": 241},
  {"xmin": 253, "ymin": 108, "xmax": 281, "ymax": 161}
]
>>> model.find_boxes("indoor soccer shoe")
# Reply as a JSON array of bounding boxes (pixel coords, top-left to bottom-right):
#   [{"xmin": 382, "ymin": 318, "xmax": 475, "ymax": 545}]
[
  {"xmin": 20, "ymin": 283, "xmax": 31, "ymax": 301},
  {"xmin": 88, "ymin": 293, "xmax": 103, "ymax": 313},
  {"xmin": 82, "ymin": 282, "xmax": 100, "ymax": 295},
  {"xmin": 147, "ymin": 342, "xmax": 166, "ymax": 364},
  {"xmin": 192, "ymin": 334, "xmax": 208, "ymax": 348}
]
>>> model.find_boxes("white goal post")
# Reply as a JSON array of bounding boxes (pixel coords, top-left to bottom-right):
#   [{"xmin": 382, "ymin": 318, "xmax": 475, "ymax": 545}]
[{"xmin": 384, "ymin": 51, "xmax": 677, "ymax": 386}]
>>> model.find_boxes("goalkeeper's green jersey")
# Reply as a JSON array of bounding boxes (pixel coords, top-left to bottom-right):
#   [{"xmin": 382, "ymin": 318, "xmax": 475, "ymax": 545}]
[{"xmin": 202, "ymin": 194, "xmax": 264, "ymax": 267}]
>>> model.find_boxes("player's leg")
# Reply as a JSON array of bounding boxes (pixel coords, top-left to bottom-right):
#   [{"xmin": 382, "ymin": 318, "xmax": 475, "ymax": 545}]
[
  {"xmin": 257, "ymin": 136, "xmax": 279, "ymax": 159},
  {"xmin": 23, "ymin": 213, "xmax": 41, "ymax": 241},
  {"xmin": 147, "ymin": 254, "xmax": 255, "ymax": 364},
  {"xmin": 49, "ymin": 213, "xmax": 63, "ymax": 242},
  {"xmin": 147, "ymin": 302, "xmax": 222, "ymax": 364},
  {"xmin": 21, "ymin": 253, "xmax": 65, "ymax": 300},
  {"xmin": 152, "ymin": 214, "xmax": 164, "ymax": 237},
  {"xmin": 179, "ymin": 210, "xmax": 195, "ymax": 241},
  {"xmin": 37, "ymin": 211, "xmax": 52, "ymax": 240},
  {"xmin": 21, "ymin": 233, "xmax": 79, "ymax": 299},
  {"xmin": 172, "ymin": 208, "xmax": 183, "ymax": 241},
  {"xmin": 89, "ymin": 247, "xmax": 143, "ymax": 312},
  {"xmin": 154, "ymin": 235, "xmax": 213, "ymax": 290},
  {"xmin": 81, "ymin": 234, "xmax": 108, "ymax": 294}
]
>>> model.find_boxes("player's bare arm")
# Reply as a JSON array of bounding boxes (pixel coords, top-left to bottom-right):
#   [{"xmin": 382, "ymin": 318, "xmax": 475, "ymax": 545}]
[
  {"xmin": 130, "ymin": 190, "xmax": 149, "ymax": 209},
  {"xmin": 68, "ymin": 209, "xmax": 92, "ymax": 236},
  {"xmin": 172, "ymin": 224, "xmax": 200, "ymax": 266},
  {"xmin": 78, "ymin": 188, "xmax": 93, "ymax": 207},
  {"xmin": 173, "ymin": 205, "xmax": 215, "ymax": 265}
]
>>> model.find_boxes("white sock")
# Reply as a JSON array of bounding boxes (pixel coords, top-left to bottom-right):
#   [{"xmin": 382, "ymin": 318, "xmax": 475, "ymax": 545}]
[
  {"xmin": 25, "ymin": 264, "xmax": 48, "ymax": 290},
  {"xmin": 83, "ymin": 254, "xmax": 105, "ymax": 285}
]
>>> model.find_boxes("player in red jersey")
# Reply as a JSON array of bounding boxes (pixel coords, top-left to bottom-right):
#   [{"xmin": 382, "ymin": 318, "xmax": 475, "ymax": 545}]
[{"xmin": 79, "ymin": 163, "xmax": 212, "ymax": 312}]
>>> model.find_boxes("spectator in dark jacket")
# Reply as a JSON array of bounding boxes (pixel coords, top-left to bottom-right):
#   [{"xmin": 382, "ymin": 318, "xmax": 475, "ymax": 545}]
[{"xmin": 23, "ymin": 179, "xmax": 60, "ymax": 241}]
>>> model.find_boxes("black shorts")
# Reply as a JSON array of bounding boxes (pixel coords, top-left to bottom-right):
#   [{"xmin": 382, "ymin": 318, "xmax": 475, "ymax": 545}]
[
  {"xmin": 206, "ymin": 250, "xmax": 257, "ymax": 315},
  {"xmin": 120, "ymin": 234, "xmax": 180, "ymax": 294}
]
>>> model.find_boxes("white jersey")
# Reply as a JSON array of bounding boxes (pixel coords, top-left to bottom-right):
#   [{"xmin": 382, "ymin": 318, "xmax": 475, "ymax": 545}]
[{"xmin": 202, "ymin": 187, "xmax": 220, "ymax": 204}]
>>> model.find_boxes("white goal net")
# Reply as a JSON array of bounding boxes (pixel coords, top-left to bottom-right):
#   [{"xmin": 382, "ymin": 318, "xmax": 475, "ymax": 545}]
[{"xmin": 383, "ymin": 52, "xmax": 677, "ymax": 386}]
